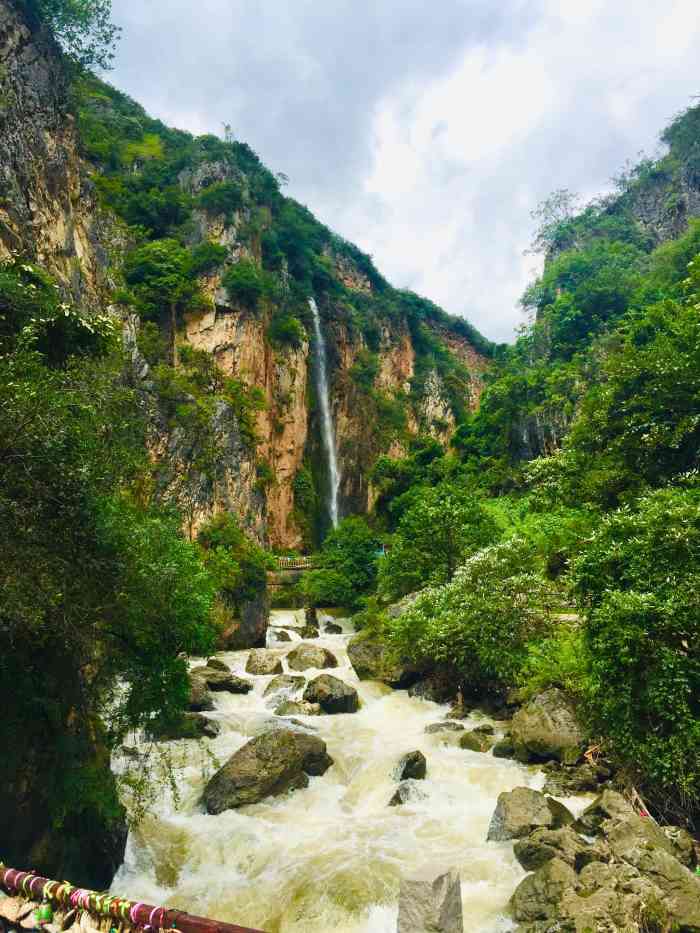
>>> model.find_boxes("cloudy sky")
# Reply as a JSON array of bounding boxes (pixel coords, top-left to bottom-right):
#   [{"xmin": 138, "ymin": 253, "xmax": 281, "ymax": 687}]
[{"xmin": 108, "ymin": 0, "xmax": 700, "ymax": 342}]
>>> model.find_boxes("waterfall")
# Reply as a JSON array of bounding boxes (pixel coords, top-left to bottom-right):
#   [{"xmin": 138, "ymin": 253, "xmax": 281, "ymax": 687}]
[{"xmin": 309, "ymin": 297, "xmax": 340, "ymax": 528}]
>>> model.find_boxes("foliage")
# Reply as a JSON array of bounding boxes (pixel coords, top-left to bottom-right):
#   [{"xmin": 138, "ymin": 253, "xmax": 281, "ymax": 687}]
[
  {"xmin": 302, "ymin": 517, "xmax": 381, "ymax": 609},
  {"xmin": 30, "ymin": 0, "xmax": 121, "ymax": 69},
  {"xmin": 222, "ymin": 259, "xmax": 269, "ymax": 310},
  {"xmin": 123, "ymin": 238, "xmax": 206, "ymax": 322},
  {"xmin": 573, "ymin": 483, "xmax": 700, "ymax": 815},
  {"xmin": 189, "ymin": 241, "xmax": 228, "ymax": 276},
  {"xmin": 196, "ymin": 180, "xmax": 243, "ymax": 219},
  {"xmin": 385, "ymin": 539, "xmax": 559, "ymax": 691},
  {"xmin": 378, "ymin": 483, "xmax": 499, "ymax": 600},
  {"xmin": 198, "ymin": 513, "xmax": 273, "ymax": 610},
  {"xmin": 268, "ymin": 309, "xmax": 305, "ymax": 349}
]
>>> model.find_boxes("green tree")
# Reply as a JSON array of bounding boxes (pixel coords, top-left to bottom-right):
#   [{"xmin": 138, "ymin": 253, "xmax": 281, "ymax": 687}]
[
  {"xmin": 31, "ymin": 0, "xmax": 121, "ymax": 69},
  {"xmin": 379, "ymin": 483, "xmax": 498, "ymax": 600},
  {"xmin": 302, "ymin": 517, "xmax": 381, "ymax": 609}
]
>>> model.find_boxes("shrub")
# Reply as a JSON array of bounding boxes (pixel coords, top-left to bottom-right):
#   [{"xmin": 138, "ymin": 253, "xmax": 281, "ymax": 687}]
[
  {"xmin": 222, "ymin": 259, "xmax": 267, "ymax": 310},
  {"xmin": 198, "ymin": 513, "xmax": 273, "ymax": 610},
  {"xmin": 190, "ymin": 241, "xmax": 228, "ymax": 276},
  {"xmin": 268, "ymin": 310, "xmax": 305, "ymax": 349},
  {"xmin": 196, "ymin": 181, "xmax": 243, "ymax": 218}
]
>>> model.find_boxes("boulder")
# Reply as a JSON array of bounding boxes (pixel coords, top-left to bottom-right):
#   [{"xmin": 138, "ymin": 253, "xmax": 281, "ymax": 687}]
[
  {"xmin": 542, "ymin": 761, "xmax": 602, "ymax": 796},
  {"xmin": 273, "ymin": 629, "xmax": 292, "ymax": 642},
  {"xmin": 305, "ymin": 606, "xmax": 318, "ymax": 626},
  {"xmin": 188, "ymin": 674, "xmax": 214, "ymax": 712},
  {"xmin": 205, "ymin": 658, "xmax": 230, "ymax": 672},
  {"xmin": 397, "ymin": 868, "xmax": 463, "ymax": 933},
  {"xmin": 301, "ymin": 624, "xmax": 320, "ymax": 639},
  {"xmin": 303, "ymin": 674, "xmax": 359, "ymax": 714},
  {"xmin": 513, "ymin": 826, "xmax": 606, "ymax": 872},
  {"xmin": 575, "ymin": 788, "xmax": 638, "ymax": 835},
  {"xmin": 324, "ymin": 622, "xmax": 343, "ymax": 634},
  {"xmin": 396, "ymin": 750, "xmax": 427, "ymax": 781},
  {"xmin": 190, "ymin": 666, "xmax": 253, "ymax": 693},
  {"xmin": 408, "ymin": 672, "xmax": 454, "ymax": 704},
  {"xmin": 486, "ymin": 787, "xmax": 574, "ymax": 842},
  {"xmin": 202, "ymin": 729, "xmax": 333, "ymax": 813},
  {"xmin": 459, "ymin": 730, "xmax": 495, "ymax": 753},
  {"xmin": 347, "ymin": 633, "xmax": 420, "ymax": 687},
  {"xmin": 245, "ymin": 649, "xmax": 283, "ymax": 675},
  {"xmin": 286, "ymin": 644, "xmax": 338, "ymax": 672},
  {"xmin": 510, "ymin": 688, "xmax": 585, "ymax": 764},
  {"xmin": 148, "ymin": 712, "xmax": 220, "ymax": 741},
  {"xmin": 662, "ymin": 825, "xmax": 698, "ymax": 869},
  {"xmin": 510, "ymin": 858, "xmax": 577, "ymax": 923},
  {"xmin": 274, "ymin": 700, "xmax": 321, "ymax": 717},
  {"xmin": 218, "ymin": 591, "xmax": 269, "ymax": 649},
  {"xmin": 264, "ymin": 674, "xmax": 306, "ymax": 696},
  {"xmin": 389, "ymin": 780, "xmax": 429, "ymax": 807},
  {"xmin": 472, "ymin": 723, "xmax": 495, "ymax": 734},
  {"xmin": 425, "ymin": 721, "xmax": 464, "ymax": 734},
  {"xmin": 492, "ymin": 737, "xmax": 515, "ymax": 759}
]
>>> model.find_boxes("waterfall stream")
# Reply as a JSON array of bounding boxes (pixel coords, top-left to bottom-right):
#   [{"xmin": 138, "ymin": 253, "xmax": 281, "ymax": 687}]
[
  {"xmin": 309, "ymin": 298, "xmax": 340, "ymax": 528},
  {"xmin": 112, "ymin": 611, "xmax": 551, "ymax": 932}
]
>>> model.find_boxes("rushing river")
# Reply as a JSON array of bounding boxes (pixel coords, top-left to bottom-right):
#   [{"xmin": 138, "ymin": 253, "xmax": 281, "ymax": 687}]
[{"xmin": 113, "ymin": 610, "xmax": 545, "ymax": 932}]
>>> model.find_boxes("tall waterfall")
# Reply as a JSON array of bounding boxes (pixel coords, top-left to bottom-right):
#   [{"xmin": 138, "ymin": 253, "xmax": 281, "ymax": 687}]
[{"xmin": 309, "ymin": 298, "xmax": 340, "ymax": 528}]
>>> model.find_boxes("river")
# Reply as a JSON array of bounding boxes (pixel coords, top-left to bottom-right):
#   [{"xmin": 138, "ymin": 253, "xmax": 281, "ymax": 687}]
[{"xmin": 112, "ymin": 610, "xmax": 545, "ymax": 932}]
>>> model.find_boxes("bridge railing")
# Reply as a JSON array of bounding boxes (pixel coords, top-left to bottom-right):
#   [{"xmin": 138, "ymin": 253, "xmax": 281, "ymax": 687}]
[{"xmin": 275, "ymin": 556, "xmax": 318, "ymax": 570}]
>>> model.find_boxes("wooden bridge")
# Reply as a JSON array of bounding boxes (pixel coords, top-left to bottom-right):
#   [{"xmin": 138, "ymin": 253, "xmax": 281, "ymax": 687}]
[
  {"xmin": 0, "ymin": 865, "xmax": 265, "ymax": 933},
  {"xmin": 275, "ymin": 556, "xmax": 318, "ymax": 570}
]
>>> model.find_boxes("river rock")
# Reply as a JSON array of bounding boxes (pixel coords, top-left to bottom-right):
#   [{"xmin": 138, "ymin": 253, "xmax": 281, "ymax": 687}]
[
  {"xmin": 245, "ymin": 649, "xmax": 283, "ymax": 675},
  {"xmin": 425, "ymin": 721, "xmax": 464, "ymax": 734},
  {"xmin": 510, "ymin": 857, "xmax": 577, "ymax": 923},
  {"xmin": 205, "ymin": 658, "xmax": 230, "ymax": 672},
  {"xmin": 492, "ymin": 737, "xmax": 515, "ymax": 759},
  {"xmin": 286, "ymin": 644, "xmax": 338, "ymax": 671},
  {"xmin": 305, "ymin": 606, "xmax": 318, "ymax": 626},
  {"xmin": 397, "ymin": 868, "xmax": 464, "ymax": 933},
  {"xmin": 303, "ymin": 674, "xmax": 359, "ymax": 713},
  {"xmin": 396, "ymin": 750, "xmax": 427, "ymax": 781},
  {"xmin": 264, "ymin": 674, "xmax": 306, "ymax": 696},
  {"xmin": 301, "ymin": 624, "xmax": 320, "ymax": 639},
  {"xmin": 203, "ymin": 729, "xmax": 333, "ymax": 813},
  {"xmin": 218, "ymin": 591, "xmax": 269, "ymax": 650},
  {"xmin": 459, "ymin": 729, "xmax": 495, "ymax": 753},
  {"xmin": 188, "ymin": 674, "xmax": 215, "ymax": 711},
  {"xmin": 273, "ymin": 629, "xmax": 292, "ymax": 642},
  {"xmin": 662, "ymin": 825, "xmax": 698, "ymax": 868},
  {"xmin": 542, "ymin": 761, "xmax": 603, "ymax": 795},
  {"xmin": 347, "ymin": 633, "xmax": 420, "ymax": 687},
  {"xmin": 274, "ymin": 699, "xmax": 321, "ymax": 716},
  {"xmin": 190, "ymin": 666, "xmax": 253, "ymax": 693},
  {"xmin": 487, "ymin": 787, "xmax": 574, "ymax": 842},
  {"xmin": 148, "ymin": 712, "xmax": 220, "ymax": 741},
  {"xmin": 513, "ymin": 826, "xmax": 605, "ymax": 871},
  {"xmin": 511, "ymin": 688, "xmax": 585, "ymax": 764},
  {"xmin": 325, "ymin": 622, "xmax": 343, "ymax": 634},
  {"xmin": 389, "ymin": 779, "xmax": 429, "ymax": 807},
  {"xmin": 408, "ymin": 671, "xmax": 455, "ymax": 704}
]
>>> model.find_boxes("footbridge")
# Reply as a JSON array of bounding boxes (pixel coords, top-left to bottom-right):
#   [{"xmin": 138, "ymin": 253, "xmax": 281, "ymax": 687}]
[{"xmin": 267, "ymin": 555, "xmax": 319, "ymax": 590}]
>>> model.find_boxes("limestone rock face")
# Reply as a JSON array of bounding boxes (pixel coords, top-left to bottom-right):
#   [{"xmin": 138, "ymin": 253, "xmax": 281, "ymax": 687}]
[
  {"xmin": 511, "ymin": 688, "xmax": 585, "ymax": 764},
  {"xmin": 486, "ymin": 787, "xmax": 574, "ymax": 842},
  {"xmin": 397, "ymin": 869, "xmax": 464, "ymax": 933},
  {"xmin": 245, "ymin": 649, "xmax": 283, "ymax": 675},
  {"xmin": 303, "ymin": 674, "xmax": 359, "ymax": 714},
  {"xmin": 286, "ymin": 644, "xmax": 338, "ymax": 672},
  {"xmin": 203, "ymin": 729, "xmax": 333, "ymax": 813},
  {"xmin": 347, "ymin": 634, "xmax": 419, "ymax": 687}
]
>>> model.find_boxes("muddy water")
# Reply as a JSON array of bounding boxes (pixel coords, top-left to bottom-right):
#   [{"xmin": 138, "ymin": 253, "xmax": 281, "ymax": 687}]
[{"xmin": 113, "ymin": 611, "xmax": 545, "ymax": 932}]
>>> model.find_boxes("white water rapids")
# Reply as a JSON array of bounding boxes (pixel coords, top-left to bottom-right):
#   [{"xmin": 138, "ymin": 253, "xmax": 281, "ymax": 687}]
[
  {"xmin": 308, "ymin": 298, "xmax": 340, "ymax": 528},
  {"xmin": 113, "ymin": 611, "xmax": 546, "ymax": 932}
]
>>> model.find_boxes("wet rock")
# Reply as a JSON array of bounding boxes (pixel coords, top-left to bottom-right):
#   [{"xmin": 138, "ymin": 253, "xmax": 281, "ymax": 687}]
[
  {"xmin": 396, "ymin": 750, "xmax": 427, "ymax": 781},
  {"xmin": 245, "ymin": 649, "xmax": 283, "ymax": 675},
  {"xmin": 492, "ymin": 737, "xmax": 515, "ymax": 759},
  {"xmin": 425, "ymin": 721, "xmax": 464, "ymax": 734},
  {"xmin": 459, "ymin": 729, "xmax": 495, "ymax": 753},
  {"xmin": 274, "ymin": 700, "xmax": 321, "ymax": 717},
  {"xmin": 303, "ymin": 674, "xmax": 359, "ymax": 714},
  {"xmin": 205, "ymin": 658, "xmax": 230, "ymax": 672},
  {"xmin": 389, "ymin": 779, "xmax": 429, "ymax": 807},
  {"xmin": 408, "ymin": 671, "xmax": 455, "ymax": 704},
  {"xmin": 513, "ymin": 826, "xmax": 606, "ymax": 872},
  {"xmin": 487, "ymin": 787, "xmax": 574, "ymax": 842},
  {"xmin": 188, "ymin": 674, "xmax": 215, "ymax": 712},
  {"xmin": 203, "ymin": 729, "xmax": 333, "ymax": 813},
  {"xmin": 662, "ymin": 825, "xmax": 698, "ymax": 869},
  {"xmin": 273, "ymin": 629, "xmax": 292, "ymax": 642},
  {"xmin": 542, "ymin": 761, "xmax": 601, "ymax": 795},
  {"xmin": 305, "ymin": 606, "xmax": 318, "ymax": 626},
  {"xmin": 511, "ymin": 688, "xmax": 585, "ymax": 764},
  {"xmin": 300, "ymin": 624, "xmax": 320, "ymax": 639},
  {"xmin": 324, "ymin": 622, "xmax": 343, "ymax": 634},
  {"xmin": 218, "ymin": 591, "xmax": 269, "ymax": 649},
  {"xmin": 190, "ymin": 666, "xmax": 253, "ymax": 693},
  {"xmin": 148, "ymin": 712, "xmax": 220, "ymax": 741},
  {"xmin": 472, "ymin": 723, "xmax": 495, "ymax": 735},
  {"xmin": 397, "ymin": 868, "xmax": 463, "ymax": 932},
  {"xmin": 574, "ymin": 788, "xmax": 638, "ymax": 835},
  {"xmin": 510, "ymin": 858, "xmax": 576, "ymax": 923},
  {"xmin": 264, "ymin": 674, "xmax": 306, "ymax": 696},
  {"xmin": 347, "ymin": 633, "xmax": 420, "ymax": 687},
  {"xmin": 286, "ymin": 644, "xmax": 338, "ymax": 671}
]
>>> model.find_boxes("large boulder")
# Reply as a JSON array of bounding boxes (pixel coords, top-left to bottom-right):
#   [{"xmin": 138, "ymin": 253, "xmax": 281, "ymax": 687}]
[
  {"xmin": 397, "ymin": 868, "xmax": 463, "ymax": 933},
  {"xmin": 218, "ymin": 591, "xmax": 269, "ymax": 649},
  {"xmin": 513, "ymin": 826, "xmax": 607, "ymax": 872},
  {"xmin": 300, "ymin": 624, "xmax": 320, "ymax": 639},
  {"xmin": 148, "ymin": 712, "xmax": 219, "ymax": 742},
  {"xmin": 274, "ymin": 700, "xmax": 321, "ymax": 717},
  {"xmin": 486, "ymin": 787, "xmax": 574, "ymax": 842},
  {"xmin": 408, "ymin": 671, "xmax": 455, "ymax": 704},
  {"xmin": 190, "ymin": 666, "xmax": 253, "ymax": 694},
  {"xmin": 188, "ymin": 674, "xmax": 214, "ymax": 712},
  {"xmin": 245, "ymin": 649, "xmax": 283, "ymax": 675},
  {"xmin": 347, "ymin": 633, "xmax": 420, "ymax": 687},
  {"xmin": 203, "ymin": 729, "xmax": 333, "ymax": 813},
  {"xmin": 510, "ymin": 858, "xmax": 577, "ymax": 923},
  {"xmin": 303, "ymin": 674, "xmax": 359, "ymax": 714},
  {"xmin": 205, "ymin": 658, "xmax": 230, "ymax": 672},
  {"xmin": 324, "ymin": 622, "xmax": 343, "ymax": 634},
  {"xmin": 510, "ymin": 688, "xmax": 585, "ymax": 764},
  {"xmin": 264, "ymin": 674, "xmax": 306, "ymax": 697},
  {"xmin": 459, "ymin": 729, "xmax": 495, "ymax": 753},
  {"xmin": 396, "ymin": 750, "xmax": 427, "ymax": 781},
  {"xmin": 286, "ymin": 644, "xmax": 338, "ymax": 672}
]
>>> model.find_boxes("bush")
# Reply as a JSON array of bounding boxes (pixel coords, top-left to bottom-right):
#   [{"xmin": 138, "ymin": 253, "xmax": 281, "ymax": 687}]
[
  {"xmin": 198, "ymin": 513, "xmax": 273, "ymax": 610},
  {"xmin": 385, "ymin": 538, "xmax": 559, "ymax": 691},
  {"xmin": 190, "ymin": 240, "xmax": 228, "ymax": 276},
  {"xmin": 268, "ymin": 310, "xmax": 305, "ymax": 349},
  {"xmin": 222, "ymin": 259, "xmax": 267, "ymax": 310},
  {"xmin": 302, "ymin": 517, "xmax": 381, "ymax": 609},
  {"xmin": 197, "ymin": 181, "xmax": 243, "ymax": 218}
]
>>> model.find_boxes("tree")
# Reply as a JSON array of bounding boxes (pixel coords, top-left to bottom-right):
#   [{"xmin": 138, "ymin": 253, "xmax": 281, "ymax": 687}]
[
  {"xmin": 301, "ymin": 517, "xmax": 381, "ymax": 609},
  {"xmin": 31, "ymin": 0, "xmax": 121, "ymax": 69},
  {"xmin": 378, "ymin": 483, "xmax": 498, "ymax": 600}
]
